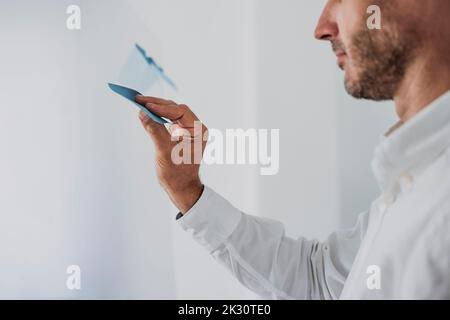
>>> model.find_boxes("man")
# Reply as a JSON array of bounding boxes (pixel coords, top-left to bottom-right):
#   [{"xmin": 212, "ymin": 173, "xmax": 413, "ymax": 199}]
[{"xmin": 135, "ymin": 0, "xmax": 450, "ymax": 299}]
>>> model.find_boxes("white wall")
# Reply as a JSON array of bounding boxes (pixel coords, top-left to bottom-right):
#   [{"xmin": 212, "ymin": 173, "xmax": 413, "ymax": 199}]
[
  {"xmin": 0, "ymin": 0, "xmax": 177, "ymax": 299},
  {"xmin": 254, "ymin": 0, "xmax": 339, "ymax": 241},
  {"xmin": 0, "ymin": 0, "xmax": 398, "ymax": 299}
]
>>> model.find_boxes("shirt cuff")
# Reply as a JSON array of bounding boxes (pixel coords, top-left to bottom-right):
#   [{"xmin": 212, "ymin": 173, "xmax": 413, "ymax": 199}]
[{"xmin": 176, "ymin": 186, "xmax": 242, "ymax": 252}]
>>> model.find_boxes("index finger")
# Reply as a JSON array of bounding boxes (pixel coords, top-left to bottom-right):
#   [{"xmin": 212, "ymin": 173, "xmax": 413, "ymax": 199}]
[
  {"xmin": 135, "ymin": 95, "xmax": 175, "ymax": 105},
  {"xmin": 146, "ymin": 103, "xmax": 199, "ymax": 128}
]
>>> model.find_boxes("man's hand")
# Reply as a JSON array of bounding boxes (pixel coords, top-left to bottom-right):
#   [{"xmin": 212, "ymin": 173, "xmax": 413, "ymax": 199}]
[{"xmin": 135, "ymin": 95, "xmax": 207, "ymax": 214}]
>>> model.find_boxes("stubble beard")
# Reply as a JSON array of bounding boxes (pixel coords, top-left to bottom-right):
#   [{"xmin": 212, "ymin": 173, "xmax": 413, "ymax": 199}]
[{"xmin": 344, "ymin": 26, "xmax": 419, "ymax": 101}]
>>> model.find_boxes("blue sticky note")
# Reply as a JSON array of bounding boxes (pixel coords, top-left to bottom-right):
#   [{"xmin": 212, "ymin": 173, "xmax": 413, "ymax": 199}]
[{"xmin": 108, "ymin": 83, "xmax": 168, "ymax": 124}]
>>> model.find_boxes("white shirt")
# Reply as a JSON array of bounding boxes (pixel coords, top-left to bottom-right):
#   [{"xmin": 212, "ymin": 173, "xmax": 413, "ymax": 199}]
[{"xmin": 177, "ymin": 91, "xmax": 450, "ymax": 300}]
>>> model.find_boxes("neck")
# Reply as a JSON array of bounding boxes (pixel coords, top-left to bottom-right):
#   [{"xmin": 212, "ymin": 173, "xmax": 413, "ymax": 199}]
[{"xmin": 394, "ymin": 48, "xmax": 450, "ymax": 123}]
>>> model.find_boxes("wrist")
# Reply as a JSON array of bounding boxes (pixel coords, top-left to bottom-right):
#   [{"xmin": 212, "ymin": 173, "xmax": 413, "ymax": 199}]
[{"xmin": 167, "ymin": 179, "xmax": 204, "ymax": 214}]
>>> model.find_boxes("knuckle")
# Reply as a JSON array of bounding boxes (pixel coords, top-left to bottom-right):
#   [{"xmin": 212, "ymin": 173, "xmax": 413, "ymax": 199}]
[
  {"xmin": 178, "ymin": 104, "xmax": 190, "ymax": 112},
  {"xmin": 144, "ymin": 121, "xmax": 156, "ymax": 131},
  {"xmin": 145, "ymin": 123, "xmax": 161, "ymax": 136}
]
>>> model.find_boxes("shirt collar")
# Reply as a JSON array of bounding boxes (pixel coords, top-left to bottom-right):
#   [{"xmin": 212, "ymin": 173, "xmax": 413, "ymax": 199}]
[{"xmin": 372, "ymin": 90, "xmax": 450, "ymax": 193}]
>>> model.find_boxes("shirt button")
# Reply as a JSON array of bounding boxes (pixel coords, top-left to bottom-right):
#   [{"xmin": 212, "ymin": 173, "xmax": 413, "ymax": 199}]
[
  {"xmin": 399, "ymin": 173, "xmax": 414, "ymax": 191},
  {"xmin": 378, "ymin": 202, "xmax": 388, "ymax": 213},
  {"xmin": 378, "ymin": 193, "xmax": 395, "ymax": 212},
  {"xmin": 383, "ymin": 193, "xmax": 395, "ymax": 205}
]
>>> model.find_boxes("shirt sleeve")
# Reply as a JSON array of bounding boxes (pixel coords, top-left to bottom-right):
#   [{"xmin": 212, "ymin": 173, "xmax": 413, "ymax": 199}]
[{"xmin": 177, "ymin": 186, "xmax": 369, "ymax": 300}]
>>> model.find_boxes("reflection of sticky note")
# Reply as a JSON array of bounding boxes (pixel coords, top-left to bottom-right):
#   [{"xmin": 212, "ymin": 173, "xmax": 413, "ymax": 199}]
[
  {"xmin": 108, "ymin": 83, "xmax": 168, "ymax": 124},
  {"xmin": 135, "ymin": 44, "xmax": 177, "ymax": 90},
  {"xmin": 118, "ymin": 44, "xmax": 177, "ymax": 94}
]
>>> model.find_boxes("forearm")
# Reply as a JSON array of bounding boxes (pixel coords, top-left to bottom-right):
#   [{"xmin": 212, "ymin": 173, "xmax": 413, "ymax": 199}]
[{"xmin": 177, "ymin": 186, "xmax": 345, "ymax": 300}]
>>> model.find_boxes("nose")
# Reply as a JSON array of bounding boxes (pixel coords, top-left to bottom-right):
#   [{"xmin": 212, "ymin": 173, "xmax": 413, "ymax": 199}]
[{"xmin": 314, "ymin": 2, "xmax": 339, "ymax": 41}]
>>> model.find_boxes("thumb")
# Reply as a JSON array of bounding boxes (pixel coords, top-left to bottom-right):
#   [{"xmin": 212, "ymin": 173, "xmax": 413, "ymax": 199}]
[{"xmin": 139, "ymin": 111, "xmax": 172, "ymax": 151}]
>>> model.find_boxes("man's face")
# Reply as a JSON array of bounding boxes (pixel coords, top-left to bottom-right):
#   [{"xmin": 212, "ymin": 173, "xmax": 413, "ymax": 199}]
[{"xmin": 315, "ymin": 0, "xmax": 421, "ymax": 100}]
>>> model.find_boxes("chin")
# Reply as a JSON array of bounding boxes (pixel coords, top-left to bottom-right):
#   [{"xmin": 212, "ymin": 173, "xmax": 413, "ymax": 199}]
[
  {"xmin": 344, "ymin": 76, "xmax": 363, "ymax": 99},
  {"xmin": 344, "ymin": 73, "xmax": 354, "ymax": 88}
]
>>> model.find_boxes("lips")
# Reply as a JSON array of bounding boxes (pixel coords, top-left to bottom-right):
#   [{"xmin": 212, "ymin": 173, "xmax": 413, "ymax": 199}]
[
  {"xmin": 331, "ymin": 40, "xmax": 346, "ymax": 55},
  {"xmin": 336, "ymin": 52, "xmax": 346, "ymax": 69},
  {"xmin": 334, "ymin": 50, "xmax": 346, "ymax": 57},
  {"xmin": 331, "ymin": 40, "xmax": 347, "ymax": 68}
]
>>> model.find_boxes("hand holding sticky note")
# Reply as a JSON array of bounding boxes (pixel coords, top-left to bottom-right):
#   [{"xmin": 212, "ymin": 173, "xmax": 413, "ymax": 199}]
[{"xmin": 108, "ymin": 83, "xmax": 169, "ymax": 124}]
